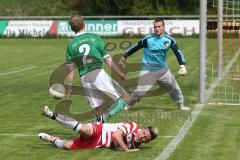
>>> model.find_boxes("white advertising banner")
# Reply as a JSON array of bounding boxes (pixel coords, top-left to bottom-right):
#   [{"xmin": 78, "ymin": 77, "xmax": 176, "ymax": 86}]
[
  {"xmin": 57, "ymin": 20, "xmax": 200, "ymax": 36},
  {"xmin": 0, "ymin": 20, "xmax": 199, "ymax": 37},
  {"xmin": 3, "ymin": 21, "xmax": 53, "ymax": 37},
  {"xmin": 118, "ymin": 20, "xmax": 199, "ymax": 36},
  {"xmin": 57, "ymin": 20, "xmax": 119, "ymax": 36},
  {"xmin": 165, "ymin": 20, "xmax": 199, "ymax": 35},
  {"xmin": 118, "ymin": 20, "xmax": 153, "ymax": 35}
]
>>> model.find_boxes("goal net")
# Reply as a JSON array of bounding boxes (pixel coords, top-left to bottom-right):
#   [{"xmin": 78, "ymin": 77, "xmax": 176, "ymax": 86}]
[{"xmin": 206, "ymin": 0, "xmax": 240, "ymax": 105}]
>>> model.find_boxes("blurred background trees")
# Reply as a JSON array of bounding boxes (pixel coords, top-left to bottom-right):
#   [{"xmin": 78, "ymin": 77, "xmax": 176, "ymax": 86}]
[
  {"xmin": 0, "ymin": 0, "xmax": 216, "ymax": 16},
  {"xmin": 62, "ymin": 0, "xmax": 200, "ymax": 15}
]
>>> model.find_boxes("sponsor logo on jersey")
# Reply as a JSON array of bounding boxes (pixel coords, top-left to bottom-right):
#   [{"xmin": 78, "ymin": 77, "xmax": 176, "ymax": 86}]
[{"xmin": 163, "ymin": 41, "xmax": 170, "ymax": 48}]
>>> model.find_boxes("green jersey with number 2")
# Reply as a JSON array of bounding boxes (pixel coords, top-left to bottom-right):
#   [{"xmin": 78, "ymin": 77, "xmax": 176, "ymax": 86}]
[{"xmin": 66, "ymin": 32, "xmax": 109, "ymax": 77}]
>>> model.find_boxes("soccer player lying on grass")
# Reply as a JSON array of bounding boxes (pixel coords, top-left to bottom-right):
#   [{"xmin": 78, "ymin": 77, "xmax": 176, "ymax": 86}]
[{"xmin": 38, "ymin": 106, "xmax": 158, "ymax": 152}]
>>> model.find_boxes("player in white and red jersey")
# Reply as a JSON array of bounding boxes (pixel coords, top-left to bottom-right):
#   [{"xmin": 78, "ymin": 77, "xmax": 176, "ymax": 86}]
[{"xmin": 38, "ymin": 106, "xmax": 158, "ymax": 152}]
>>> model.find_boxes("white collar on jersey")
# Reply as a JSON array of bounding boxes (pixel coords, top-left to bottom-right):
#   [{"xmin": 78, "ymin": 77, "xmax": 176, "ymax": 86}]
[{"xmin": 75, "ymin": 31, "xmax": 86, "ymax": 36}]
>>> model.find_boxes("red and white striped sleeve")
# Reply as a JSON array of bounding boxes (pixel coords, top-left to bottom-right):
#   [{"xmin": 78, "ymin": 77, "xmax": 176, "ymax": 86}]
[{"xmin": 118, "ymin": 121, "xmax": 139, "ymax": 135}]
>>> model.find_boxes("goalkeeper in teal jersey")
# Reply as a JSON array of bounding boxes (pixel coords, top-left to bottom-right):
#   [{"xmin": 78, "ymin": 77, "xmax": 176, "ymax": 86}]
[
  {"xmin": 119, "ymin": 18, "xmax": 190, "ymax": 110},
  {"xmin": 65, "ymin": 15, "xmax": 128, "ymax": 122}
]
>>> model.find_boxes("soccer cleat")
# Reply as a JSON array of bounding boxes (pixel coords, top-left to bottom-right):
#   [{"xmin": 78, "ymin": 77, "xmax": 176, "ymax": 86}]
[
  {"xmin": 41, "ymin": 106, "xmax": 50, "ymax": 116},
  {"xmin": 124, "ymin": 105, "xmax": 133, "ymax": 110},
  {"xmin": 41, "ymin": 106, "xmax": 53, "ymax": 118},
  {"xmin": 179, "ymin": 106, "xmax": 191, "ymax": 111},
  {"xmin": 177, "ymin": 102, "xmax": 191, "ymax": 111},
  {"xmin": 92, "ymin": 113, "xmax": 107, "ymax": 123},
  {"xmin": 38, "ymin": 133, "xmax": 59, "ymax": 143}
]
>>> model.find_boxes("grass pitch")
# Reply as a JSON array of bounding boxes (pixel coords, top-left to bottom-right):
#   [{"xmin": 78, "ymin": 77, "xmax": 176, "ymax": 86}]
[{"xmin": 0, "ymin": 38, "xmax": 239, "ymax": 160}]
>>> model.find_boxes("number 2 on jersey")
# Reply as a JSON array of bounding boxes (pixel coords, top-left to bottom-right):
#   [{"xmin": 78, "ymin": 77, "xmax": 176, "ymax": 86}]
[{"xmin": 79, "ymin": 44, "xmax": 91, "ymax": 65}]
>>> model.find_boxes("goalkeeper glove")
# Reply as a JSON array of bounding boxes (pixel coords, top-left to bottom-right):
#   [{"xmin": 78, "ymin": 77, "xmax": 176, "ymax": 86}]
[{"xmin": 178, "ymin": 65, "xmax": 187, "ymax": 76}]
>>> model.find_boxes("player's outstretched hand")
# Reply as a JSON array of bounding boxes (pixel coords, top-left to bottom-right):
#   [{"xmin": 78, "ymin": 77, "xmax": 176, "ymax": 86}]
[
  {"xmin": 178, "ymin": 65, "xmax": 187, "ymax": 76},
  {"xmin": 118, "ymin": 55, "xmax": 126, "ymax": 69},
  {"xmin": 126, "ymin": 149, "xmax": 140, "ymax": 152}
]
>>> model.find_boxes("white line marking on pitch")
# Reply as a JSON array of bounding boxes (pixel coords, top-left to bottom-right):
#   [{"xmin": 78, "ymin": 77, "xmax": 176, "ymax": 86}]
[
  {"xmin": 208, "ymin": 102, "xmax": 240, "ymax": 106},
  {"xmin": 0, "ymin": 133, "xmax": 37, "ymax": 137},
  {"xmin": 155, "ymin": 104, "xmax": 203, "ymax": 160},
  {"xmin": 155, "ymin": 49, "xmax": 240, "ymax": 160},
  {"xmin": 0, "ymin": 66, "xmax": 36, "ymax": 77},
  {"xmin": 0, "ymin": 133, "xmax": 70, "ymax": 137}
]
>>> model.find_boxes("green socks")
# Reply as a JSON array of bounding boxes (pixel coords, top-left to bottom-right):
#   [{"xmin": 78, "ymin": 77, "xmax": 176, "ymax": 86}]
[
  {"xmin": 92, "ymin": 98, "xmax": 127, "ymax": 122},
  {"xmin": 108, "ymin": 98, "xmax": 126, "ymax": 117}
]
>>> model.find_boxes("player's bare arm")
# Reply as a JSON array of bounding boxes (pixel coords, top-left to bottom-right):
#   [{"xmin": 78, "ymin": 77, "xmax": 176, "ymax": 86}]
[
  {"xmin": 104, "ymin": 56, "xmax": 126, "ymax": 81},
  {"xmin": 66, "ymin": 65, "xmax": 75, "ymax": 100},
  {"xmin": 112, "ymin": 129, "xmax": 139, "ymax": 152}
]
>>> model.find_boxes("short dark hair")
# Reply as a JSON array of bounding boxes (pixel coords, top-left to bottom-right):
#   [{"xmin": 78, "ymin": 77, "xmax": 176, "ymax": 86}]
[
  {"xmin": 147, "ymin": 126, "xmax": 159, "ymax": 140},
  {"xmin": 154, "ymin": 18, "xmax": 165, "ymax": 26},
  {"xmin": 69, "ymin": 15, "xmax": 84, "ymax": 33}
]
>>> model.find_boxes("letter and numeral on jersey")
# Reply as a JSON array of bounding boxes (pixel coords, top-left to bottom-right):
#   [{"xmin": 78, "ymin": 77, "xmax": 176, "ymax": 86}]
[{"xmin": 79, "ymin": 44, "xmax": 93, "ymax": 65}]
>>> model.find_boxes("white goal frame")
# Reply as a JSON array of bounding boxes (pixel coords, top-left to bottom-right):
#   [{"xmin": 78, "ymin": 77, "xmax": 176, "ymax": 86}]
[{"xmin": 199, "ymin": 0, "xmax": 240, "ymax": 104}]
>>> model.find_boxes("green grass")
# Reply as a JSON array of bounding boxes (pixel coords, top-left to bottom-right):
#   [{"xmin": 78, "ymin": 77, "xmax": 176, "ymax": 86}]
[
  {"xmin": 168, "ymin": 105, "xmax": 240, "ymax": 160},
  {"xmin": 0, "ymin": 38, "xmax": 239, "ymax": 160}
]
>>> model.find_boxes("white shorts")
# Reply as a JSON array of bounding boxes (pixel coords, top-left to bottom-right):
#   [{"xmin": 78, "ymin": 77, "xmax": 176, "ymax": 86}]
[{"xmin": 81, "ymin": 69, "xmax": 122, "ymax": 108}]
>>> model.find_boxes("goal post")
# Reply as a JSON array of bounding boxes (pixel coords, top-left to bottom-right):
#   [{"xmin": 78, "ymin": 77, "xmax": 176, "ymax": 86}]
[
  {"xmin": 217, "ymin": 0, "xmax": 223, "ymax": 78},
  {"xmin": 199, "ymin": 0, "xmax": 207, "ymax": 103}
]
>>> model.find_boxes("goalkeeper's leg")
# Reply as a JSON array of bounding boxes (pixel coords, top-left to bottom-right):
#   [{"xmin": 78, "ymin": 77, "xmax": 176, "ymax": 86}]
[
  {"xmin": 128, "ymin": 70, "xmax": 158, "ymax": 106},
  {"xmin": 158, "ymin": 69, "xmax": 190, "ymax": 110}
]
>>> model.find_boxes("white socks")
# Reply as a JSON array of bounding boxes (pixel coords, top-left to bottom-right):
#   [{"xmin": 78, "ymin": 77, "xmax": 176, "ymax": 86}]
[
  {"xmin": 55, "ymin": 114, "xmax": 82, "ymax": 132},
  {"xmin": 53, "ymin": 139, "xmax": 66, "ymax": 149},
  {"xmin": 43, "ymin": 106, "xmax": 82, "ymax": 132},
  {"xmin": 39, "ymin": 133, "xmax": 65, "ymax": 149}
]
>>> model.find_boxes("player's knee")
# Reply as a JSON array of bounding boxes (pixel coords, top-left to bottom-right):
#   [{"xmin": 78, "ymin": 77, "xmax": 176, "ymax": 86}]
[{"xmin": 63, "ymin": 140, "xmax": 74, "ymax": 149}]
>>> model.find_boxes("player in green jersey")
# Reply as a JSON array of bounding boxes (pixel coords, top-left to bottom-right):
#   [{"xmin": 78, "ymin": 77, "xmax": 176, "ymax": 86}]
[{"xmin": 65, "ymin": 15, "xmax": 128, "ymax": 122}]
